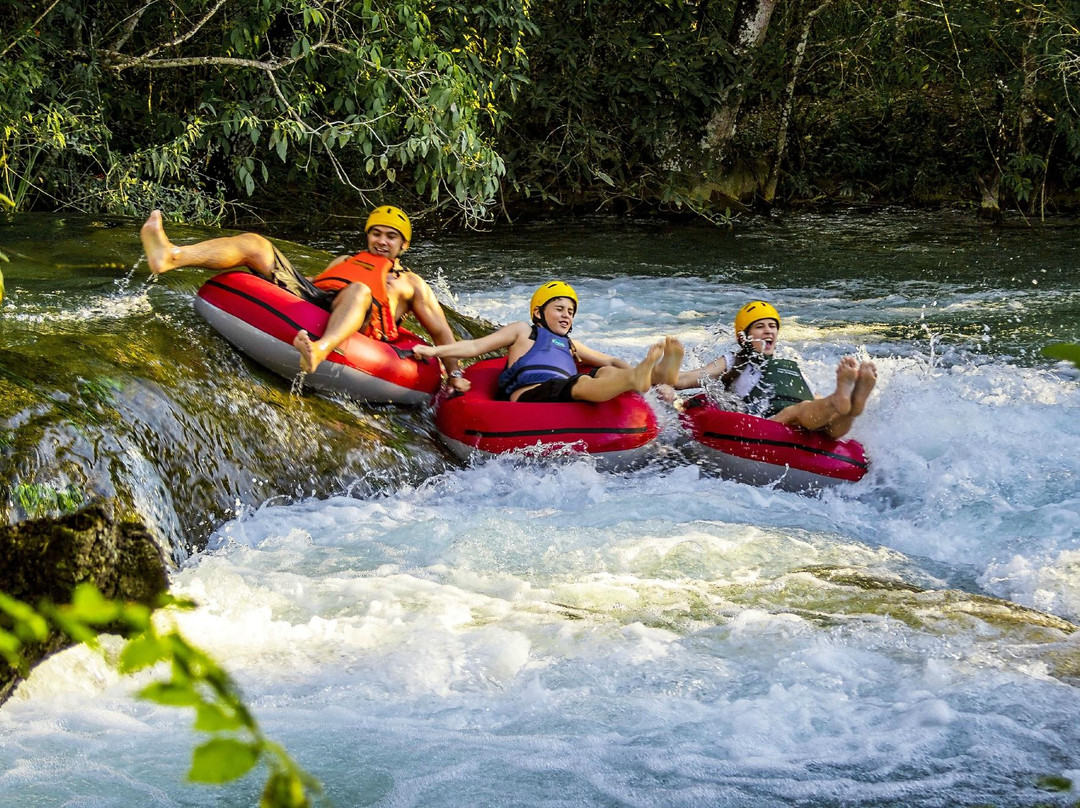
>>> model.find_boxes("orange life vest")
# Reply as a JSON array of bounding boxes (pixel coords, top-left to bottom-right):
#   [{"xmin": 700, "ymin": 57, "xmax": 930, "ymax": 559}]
[{"xmin": 311, "ymin": 251, "xmax": 400, "ymax": 341}]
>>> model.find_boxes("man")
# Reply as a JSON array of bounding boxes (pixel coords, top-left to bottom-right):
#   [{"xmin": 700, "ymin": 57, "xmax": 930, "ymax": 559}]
[{"xmin": 140, "ymin": 206, "xmax": 468, "ymax": 389}]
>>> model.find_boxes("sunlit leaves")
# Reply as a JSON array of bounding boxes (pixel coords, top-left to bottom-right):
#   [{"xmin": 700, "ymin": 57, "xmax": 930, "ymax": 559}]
[
  {"xmin": 190, "ymin": 738, "xmax": 260, "ymax": 783},
  {"xmin": 0, "ymin": 591, "xmax": 48, "ymax": 672},
  {"xmin": 261, "ymin": 769, "xmax": 310, "ymax": 808},
  {"xmin": 0, "ymin": 585, "xmax": 321, "ymax": 807},
  {"xmin": 140, "ymin": 680, "xmax": 204, "ymax": 707},
  {"xmin": 119, "ymin": 632, "xmax": 172, "ymax": 671},
  {"xmin": 0, "ymin": 0, "xmax": 534, "ymax": 224},
  {"xmin": 194, "ymin": 701, "xmax": 246, "ymax": 732}
]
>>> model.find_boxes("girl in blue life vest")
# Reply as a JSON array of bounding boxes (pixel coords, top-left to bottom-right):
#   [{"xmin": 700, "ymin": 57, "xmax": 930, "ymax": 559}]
[
  {"xmin": 663, "ymin": 301, "xmax": 877, "ymax": 439},
  {"xmin": 412, "ymin": 281, "xmax": 684, "ymax": 403}
]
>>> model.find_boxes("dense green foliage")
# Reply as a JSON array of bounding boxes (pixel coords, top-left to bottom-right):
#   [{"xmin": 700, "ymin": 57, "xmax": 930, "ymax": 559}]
[
  {"xmin": 496, "ymin": 0, "xmax": 740, "ymax": 214},
  {"xmin": 1, "ymin": 0, "xmax": 533, "ymax": 224},
  {"xmin": 766, "ymin": 0, "xmax": 1080, "ymax": 214},
  {"xmin": 3, "ymin": 0, "xmax": 1080, "ymax": 223},
  {"xmin": 503, "ymin": 0, "xmax": 1080, "ymax": 216},
  {"xmin": 0, "ymin": 584, "xmax": 319, "ymax": 807}
]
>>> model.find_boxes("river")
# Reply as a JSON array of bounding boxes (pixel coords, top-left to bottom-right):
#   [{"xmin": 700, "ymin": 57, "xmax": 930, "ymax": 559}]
[{"xmin": 1, "ymin": 208, "xmax": 1079, "ymax": 806}]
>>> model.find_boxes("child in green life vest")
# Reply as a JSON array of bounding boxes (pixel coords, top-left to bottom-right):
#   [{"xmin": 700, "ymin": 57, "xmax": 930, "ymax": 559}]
[{"xmin": 663, "ymin": 301, "xmax": 877, "ymax": 439}]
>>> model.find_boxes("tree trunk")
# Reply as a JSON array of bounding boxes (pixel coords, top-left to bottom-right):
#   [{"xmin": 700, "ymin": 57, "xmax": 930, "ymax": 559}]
[
  {"xmin": 975, "ymin": 172, "xmax": 1002, "ymax": 222},
  {"xmin": 0, "ymin": 504, "xmax": 170, "ymax": 704},
  {"xmin": 764, "ymin": 0, "xmax": 840, "ymax": 204},
  {"xmin": 702, "ymin": 0, "xmax": 780, "ymax": 158}
]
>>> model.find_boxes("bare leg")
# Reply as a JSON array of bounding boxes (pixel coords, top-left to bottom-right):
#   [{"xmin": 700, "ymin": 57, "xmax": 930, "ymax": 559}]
[
  {"xmin": 771, "ymin": 356, "xmax": 858, "ymax": 434},
  {"xmin": 650, "ymin": 336, "xmax": 684, "ymax": 386},
  {"xmin": 293, "ymin": 282, "xmax": 373, "ymax": 373},
  {"xmin": 570, "ymin": 341, "xmax": 663, "ymax": 402},
  {"xmin": 140, "ymin": 210, "xmax": 278, "ymax": 277}
]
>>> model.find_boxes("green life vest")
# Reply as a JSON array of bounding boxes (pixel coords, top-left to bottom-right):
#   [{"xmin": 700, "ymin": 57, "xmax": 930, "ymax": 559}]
[{"xmin": 744, "ymin": 358, "xmax": 813, "ymax": 418}]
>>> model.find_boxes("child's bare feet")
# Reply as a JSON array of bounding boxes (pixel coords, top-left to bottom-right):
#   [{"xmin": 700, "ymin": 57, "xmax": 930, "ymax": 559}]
[
  {"xmin": 293, "ymin": 329, "xmax": 330, "ymax": 373},
  {"xmin": 850, "ymin": 361, "xmax": 877, "ymax": 417},
  {"xmin": 651, "ymin": 336, "xmax": 684, "ymax": 387},
  {"xmin": 631, "ymin": 341, "xmax": 664, "ymax": 392},
  {"xmin": 824, "ymin": 356, "xmax": 858, "ymax": 416},
  {"xmin": 140, "ymin": 210, "xmax": 180, "ymax": 275}
]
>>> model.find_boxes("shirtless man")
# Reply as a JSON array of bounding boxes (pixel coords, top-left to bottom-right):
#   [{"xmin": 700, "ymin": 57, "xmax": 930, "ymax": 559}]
[{"xmin": 140, "ymin": 206, "xmax": 468, "ymax": 390}]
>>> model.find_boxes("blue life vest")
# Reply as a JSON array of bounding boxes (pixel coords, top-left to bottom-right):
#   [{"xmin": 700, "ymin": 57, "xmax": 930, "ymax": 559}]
[{"xmin": 497, "ymin": 325, "xmax": 578, "ymax": 398}]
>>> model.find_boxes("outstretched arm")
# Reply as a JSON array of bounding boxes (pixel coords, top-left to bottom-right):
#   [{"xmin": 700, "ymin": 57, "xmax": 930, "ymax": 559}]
[
  {"xmin": 413, "ymin": 321, "xmax": 529, "ymax": 361},
  {"xmin": 407, "ymin": 275, "xmax": 468, "ymax": 376},
  {"xmin": 672, "ymin": 356, "xmax": 728, "ymax": 390},
  {"xmin": 572, "ymin": 341, "xmax": 631, "ymax": 369}
]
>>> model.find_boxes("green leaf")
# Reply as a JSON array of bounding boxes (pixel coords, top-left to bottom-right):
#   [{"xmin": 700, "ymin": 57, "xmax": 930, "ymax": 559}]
[
  {"xmin": 194, "ymin": 702, "xmax": 244, "ymax": 733},
  {"xmin": 1042, "ymin": 343, "xmax": 1080, "ymax": 369},
  {"xmin": 70, "ymin": 584, "xmax": 122, "ymax": 624},
  {"xmin": 189, "ymin": 738, "xmax": 260, "ymax": 783},
  {"xmin": 122, "ymin": 602, "xmax": 152, "ymax": 632},
  {"xmin": 0, "ymin": 630, "xmax": 22, "ymax": 656},
  {"xmin": 0, "ymin": 592, "xmax": 48, "ymax": 640},
  {"xmin": 119, "ymin": 634, "xmax": 170, "ymax": 673},
  {"xmin": 139, "ymin": 680, "xmax": 201, "ymax": 707},
  {"xmin": 260, "ymin": 770, "xmax": 310, "ymax": 808}
]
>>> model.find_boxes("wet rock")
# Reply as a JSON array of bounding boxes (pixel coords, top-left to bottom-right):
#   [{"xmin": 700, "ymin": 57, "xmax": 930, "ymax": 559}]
[{"xmin": 0, "ymin": 503, "xmax": 170, "ymax": 704}]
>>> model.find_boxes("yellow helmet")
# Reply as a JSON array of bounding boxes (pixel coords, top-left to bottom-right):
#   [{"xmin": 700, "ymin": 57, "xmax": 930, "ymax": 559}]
[
  {"xmin": 365, "ymin": 205, "xmax": 412, "ymax": 244},
  {"xmin": 530, "ymin": 281, "xmax": 579, "ymax": 318},
  {"xmin": 735, "ymin": 301, "xmax": 781, "ymax": 336}
]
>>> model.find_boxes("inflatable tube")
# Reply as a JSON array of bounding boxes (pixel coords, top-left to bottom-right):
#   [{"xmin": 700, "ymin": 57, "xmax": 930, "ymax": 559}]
[
  {"xmin": 679, "ymin": 394, "xmax": 868, "ymax": 491},
  {"xmin": 194, "ymin": 270, "xmax": 441, "ymax": 405},
  {"xmin": 435, "ymin": 358, "xmax": 660, "ymax": 468}
]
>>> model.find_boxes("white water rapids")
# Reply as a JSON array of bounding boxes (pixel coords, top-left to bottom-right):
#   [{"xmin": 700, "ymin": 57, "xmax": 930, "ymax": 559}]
[{"xmin": 3, "ymin": 212, "xmax": 1080, "ymax": 807}]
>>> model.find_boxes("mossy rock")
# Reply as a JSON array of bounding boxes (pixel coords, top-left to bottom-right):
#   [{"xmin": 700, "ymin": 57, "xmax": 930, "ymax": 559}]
[{"xmin": 0, "ymin": 503, "xmax": 170, "ymax": 703}]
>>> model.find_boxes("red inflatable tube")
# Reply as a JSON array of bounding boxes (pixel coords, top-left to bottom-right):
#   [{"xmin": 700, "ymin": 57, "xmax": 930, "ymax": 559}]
[
  {"xmin": 679, "ymin": 393, "xmax": 868, "ymax": 491},
  {"xmin": 194, "ymin": 270, "xmax": 442, "ymax": 405},
  {"xmin": 434, "ymin": 358, "xmax": 660, "ymax": 467}
]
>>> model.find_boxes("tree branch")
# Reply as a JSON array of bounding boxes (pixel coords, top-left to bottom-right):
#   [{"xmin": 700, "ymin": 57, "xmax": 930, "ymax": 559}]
[
  {"xmin": 107, "ymin": 3, "xmax": 151, "ymax": 54},
  {"xmin": 131, "ymin": 0, "xmax": 230, "ymax": 63},
  {"xmin": 107, "ymin": 44, "xmax": 332, "ymax": 73},
  {"xmin": 0, "ymin": 0, "xmax": 63, "ymax": 60}
]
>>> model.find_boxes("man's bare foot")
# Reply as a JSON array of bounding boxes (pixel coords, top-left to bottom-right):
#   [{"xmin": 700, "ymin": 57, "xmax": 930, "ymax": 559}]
[
  {"xmin": 849, "ymin": 361, "xmax": 877, "ymax": 417},
  {"xmin": 293, "ymin": 329, "xmax": 330, "ymax": 373},
  {"xmin": 824, "ymin": 356, "xmax": 858, "ymax": 417},
  {"xmin": 631, "ymin": 342, "xmax": 664, "ymax": 392},
  {"xmin": 651, "ymin": 336, "xmax": 684, "ymax": 387},
  {"xmin": 140, "ymin": 210, "xmax": 181, "ymax": 275}
]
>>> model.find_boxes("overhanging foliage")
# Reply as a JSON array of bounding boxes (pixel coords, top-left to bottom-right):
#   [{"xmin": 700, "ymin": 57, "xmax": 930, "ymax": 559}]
[
  {"xmin": 1, "ymin": 0, "xmax": 535, "ymax": 224},
  {"xmin": 3, "ymin": 0, "xmax": 1080, "ymax": 223}
]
